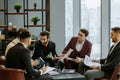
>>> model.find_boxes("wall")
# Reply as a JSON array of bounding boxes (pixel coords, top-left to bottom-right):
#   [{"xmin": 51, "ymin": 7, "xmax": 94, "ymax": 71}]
[
  {"xmin": 101, "ymin": 0, "xmax": 110, "ymax": 58},
  {"xmin": 50, "ymin": 0, "xmax": 65, "ymax": 55}
]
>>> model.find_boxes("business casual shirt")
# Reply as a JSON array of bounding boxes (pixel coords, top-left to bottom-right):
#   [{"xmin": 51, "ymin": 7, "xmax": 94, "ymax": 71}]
[
  {"xmin": 32, "ymin": 40, "xmax": 58, "ymax": 67},
  {"xmin": 75, "ymin": 40, "xmax": 85, "ymax": 52}
]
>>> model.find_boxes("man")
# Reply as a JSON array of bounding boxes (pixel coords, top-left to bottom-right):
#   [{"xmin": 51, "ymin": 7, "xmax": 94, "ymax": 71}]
[
  {"xmin": 32, "ymin": 31, "xmax": 61, "ymax": 67},
  {"xmin": 83, "ymin": 27, "xmax": 120, "ymax": 80},
  {"xmin": 5, "ymin": 28, "xmax": 39, "ymax": 66},
  {"xmin": 60, "ymin": 28, "xmax": 92, "ymax": 69},
  {"xmin": 5, "ymin": 28, "xmax": 27, "ymax": 56},
  {"xmin": 5, "ymin": 29, "xmax": 52, "ymax": 80}
]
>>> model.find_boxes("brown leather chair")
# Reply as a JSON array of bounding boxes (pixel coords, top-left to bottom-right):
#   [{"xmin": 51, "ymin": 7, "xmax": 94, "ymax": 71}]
[
  {"xmin": 0, "ymin": 65, "xmax": 25, "ymax": 80},
  {"xmin": 96, "ymin": 64, "xmax": 120, "ymax": 80}
]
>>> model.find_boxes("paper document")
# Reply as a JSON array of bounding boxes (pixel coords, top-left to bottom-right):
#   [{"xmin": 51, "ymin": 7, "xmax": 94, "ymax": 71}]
[
  {"xmin": 64, "ymin": 48, "xmax": 73, "ymax": 58},
  {"xmin": 43, "ymin": 66, "xmax": 56, "ymax": 74},
  {"xmin": 84, "ymin": 55, "xmax": 100, "ymax": 66},
  {"xmin": 58, "ymin": 48, "xmax": 73, "ymax": 63},
  {"xmin": 47, "ymin": 70, "xmax": 60, "ymax": 75}
]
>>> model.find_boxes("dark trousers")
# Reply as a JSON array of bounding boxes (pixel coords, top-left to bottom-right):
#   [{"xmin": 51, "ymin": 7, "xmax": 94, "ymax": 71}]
[
  {"xmin": 76, "ymin": 61, "xmax": 90, "ymax": 74},
  {"xmin": 25, "ymin": 74, "xmax": 53, "ymax": 80}
]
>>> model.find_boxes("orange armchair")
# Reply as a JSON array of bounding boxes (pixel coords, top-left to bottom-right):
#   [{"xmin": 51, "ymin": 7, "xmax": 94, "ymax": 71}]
[{"xmin": 0, "ymin": 65, "xmax": 25, "ymax": 80}]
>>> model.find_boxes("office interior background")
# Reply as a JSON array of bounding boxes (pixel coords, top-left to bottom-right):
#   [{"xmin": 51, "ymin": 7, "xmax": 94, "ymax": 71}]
[{"xmin": 0, "ymin": 0, "xmax": 119, "ymax": 59}]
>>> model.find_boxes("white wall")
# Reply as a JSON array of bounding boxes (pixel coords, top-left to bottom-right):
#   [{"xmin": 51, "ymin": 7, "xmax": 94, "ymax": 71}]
[
  {"xmin": 101, "ymin": 0, "xmax": 110, "ymax": 58},
  {"xmin": 50, "ymin": 0, "xmax": 65, "ymax": 55}
]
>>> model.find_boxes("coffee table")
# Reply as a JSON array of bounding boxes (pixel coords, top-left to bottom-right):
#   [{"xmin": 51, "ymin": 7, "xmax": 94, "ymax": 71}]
[{"xmin": 50, "ymin": 72, "xmax": 86, "ymax": 80}]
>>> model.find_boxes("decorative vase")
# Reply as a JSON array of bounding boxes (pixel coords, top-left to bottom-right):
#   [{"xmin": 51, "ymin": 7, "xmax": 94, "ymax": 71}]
[{"xmin": 34, "ymin": 3, "xmax": 37, "ymax": 9}]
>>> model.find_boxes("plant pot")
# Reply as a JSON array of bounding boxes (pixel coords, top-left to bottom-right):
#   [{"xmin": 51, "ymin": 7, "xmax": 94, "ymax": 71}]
[
  {"xmin": 34, "ymin": 22, "xmax": 37, "ymax": 25},
  {"xmin": 16, "ymin": 9, "xmax": 20, "ymax": 13}
]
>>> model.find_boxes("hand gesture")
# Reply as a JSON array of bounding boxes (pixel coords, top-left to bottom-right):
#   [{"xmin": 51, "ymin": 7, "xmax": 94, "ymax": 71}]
[
  {"xmin": 52, "ymin": 55, "xmax": 63, "ymax": 61},
  {"xmin": 32, "ymin": 59, "xmax": 39, "ymax": 66},
  {"xmin": 52, "ymin": 55, "xmax": 57, "ymax": 61},
  {"xmin": 90, "ymin": 66, "xmax": 99, "ymax": 70},
  {"xmin": 60, "ymin": 54, "xmax": 65, "ymax": 59},
  {"xmin": 92, "ymin": 59, "xmax": 99, "ymax": 62},
  {"xmin": 73, "ymin": 57, "xmax": 82, "ymax": 63},
  {"xmin": 40, "ymin": 64, "xmax": 47, "ymax": 73}
]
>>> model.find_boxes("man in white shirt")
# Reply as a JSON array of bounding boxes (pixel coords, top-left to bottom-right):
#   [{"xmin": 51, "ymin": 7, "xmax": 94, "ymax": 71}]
[{"xmin": 60, "ymin": 28, "xmax": 92, "ymax": 70}]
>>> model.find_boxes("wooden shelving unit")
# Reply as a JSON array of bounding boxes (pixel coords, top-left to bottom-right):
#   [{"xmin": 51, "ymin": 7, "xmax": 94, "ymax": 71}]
[
  {"xmin": 5, "ymin": 12, "xmax": 27, "ymax": 15},
  {"xmin": 25, "ymin": 24, "xmax": 47, "ymax": 27},
  {"xmin": 0, "ymin": 0, "xmax": 50, "ymax": 54},
  {"xmin": 25, "ymin": 0, "xmax": 50, "ymax": 31},
  {"xmin": 24, "ymin": 9, "xmax": 47, "ymax": 11},
  {"xmin": 0, "ymin": 25, "xmax": 7, "ymax": 28},
  {"xmin": 0, "ymin": 0, "xmax": 7, "ymax": 55},
  {"xmin": 0, "ymin": 9, "xmax": 7, "ymax": 11}
]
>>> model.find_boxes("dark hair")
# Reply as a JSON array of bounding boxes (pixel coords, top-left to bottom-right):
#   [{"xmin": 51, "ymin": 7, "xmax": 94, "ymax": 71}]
[
  {"xmin": 19, "ymin": 29, "xmax": 31, "ymax": 39},
  {"xmin": 80, "ymin": 28, "xmax": 89, "ymax": 36},
  {"xmin": 17, "ymin": 28, "xmax": 27, "ymax": 37},
  {"xmin": 111, "ymin": 27, "xmax": 120, "ymax": 33},
  {"xmin": 40, "ymin": 31, "xmax": 50, "ymax": 38}
]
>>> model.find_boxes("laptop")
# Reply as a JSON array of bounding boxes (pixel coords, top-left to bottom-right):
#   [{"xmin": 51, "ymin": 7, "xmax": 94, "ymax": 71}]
[{"xmin": 61, "ymin": 68, "xmax": 75, "ymax": 74}]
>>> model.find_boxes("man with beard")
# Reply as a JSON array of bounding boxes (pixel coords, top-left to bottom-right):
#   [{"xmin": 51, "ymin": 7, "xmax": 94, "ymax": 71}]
[
  {"xmin": 81, "ymin": 27, "xmax": 120, "ymax": 80},
  {"xmin": 32, "ymin": 31, "xmax": 61, "ymax": 67}
]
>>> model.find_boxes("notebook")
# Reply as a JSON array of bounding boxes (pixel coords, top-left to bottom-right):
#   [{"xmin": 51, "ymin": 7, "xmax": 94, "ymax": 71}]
[{"xmin": 34, "ymin": 57, "xmax": 45, "ymax": 69}]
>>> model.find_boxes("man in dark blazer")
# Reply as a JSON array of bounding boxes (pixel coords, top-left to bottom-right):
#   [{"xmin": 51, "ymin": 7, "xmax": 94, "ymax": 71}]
[
  {"xmin": 32, "ymin": 31, "xmax": 61, "ymax": 67},
  {"xmin": 60, "ymin": 28, "xmax": 92, "ymax": 69},
  {"xmin": 83, "ymin": 27, "xmax": 120, "ymax": 80},
  {"xmin": 5, "ymin": 29, "xmax": 52, "ymax": 80}
]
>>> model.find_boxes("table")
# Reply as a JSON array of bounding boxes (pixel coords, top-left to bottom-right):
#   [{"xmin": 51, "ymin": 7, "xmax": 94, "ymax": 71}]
[{"xmin": 50, "ymin": 72, "xmax": 86, "ymax": 80}]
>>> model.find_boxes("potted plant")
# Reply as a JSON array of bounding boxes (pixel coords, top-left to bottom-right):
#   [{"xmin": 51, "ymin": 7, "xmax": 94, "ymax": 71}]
[
  {"xmin": 34, "ymin": 3, "xmax": 37, "ymax": 9},
  {"xmin": 31, "ymin": 16, "xmax": 40, "ymax": 25},
  {"xmin": 14, "ymin": 3, "xmax": 22, "ymax": 13}
]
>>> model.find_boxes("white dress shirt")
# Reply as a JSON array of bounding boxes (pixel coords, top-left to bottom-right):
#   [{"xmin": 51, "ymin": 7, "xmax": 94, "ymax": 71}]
[{"xmin": 75, "ymin": 40, "xmax": 85, "ymax": 52}]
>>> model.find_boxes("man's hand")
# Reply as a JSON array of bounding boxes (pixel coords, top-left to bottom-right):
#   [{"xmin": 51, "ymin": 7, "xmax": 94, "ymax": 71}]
[
  {"xmin": 32, "ymin": 59, "xmax": 39, "ymax": 66},
  {"xmin": 90, "ymin": 66, "xmax": 99, "ymax": 70},
  {"xmin": 73, "ymin": 57, "xmax": 82, "ymax": 63},
  {"xmin": 92, "ymin": 59, "xmax": 99, "ymax": 62},
  {"xmin": 61, "ymin": 54, "xmax": 65, "ymax": 57},
  {"xmin": 60, "ymin": 53, "xmax": 66, "ymax": 59},
  {"xmin": 40, "ymin": 64, "xmax": 47, "ymax": 73},
  {"xmin": 52, "ymin": 55, "xmax": 62, "ymax": 61}
]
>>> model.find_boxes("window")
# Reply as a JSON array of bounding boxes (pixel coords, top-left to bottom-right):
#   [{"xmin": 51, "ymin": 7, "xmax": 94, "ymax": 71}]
[
  {"xmin": 65, "ymin": 0, "xmax": 73, "ymax": 45},
  {"xmin": 65, "ymin": 0, "xmax": 101, "ymax": 58},
  {"xmin": 81, "ymin": 0, "xmax": 101, "ymax": 58},
  {"xmin": 111, "ymin": 0, "xmax": 120, "ymax": 27},
  {"xmin": 111, "ymin": 0, "xmax": 120, "ymax": 46}
]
